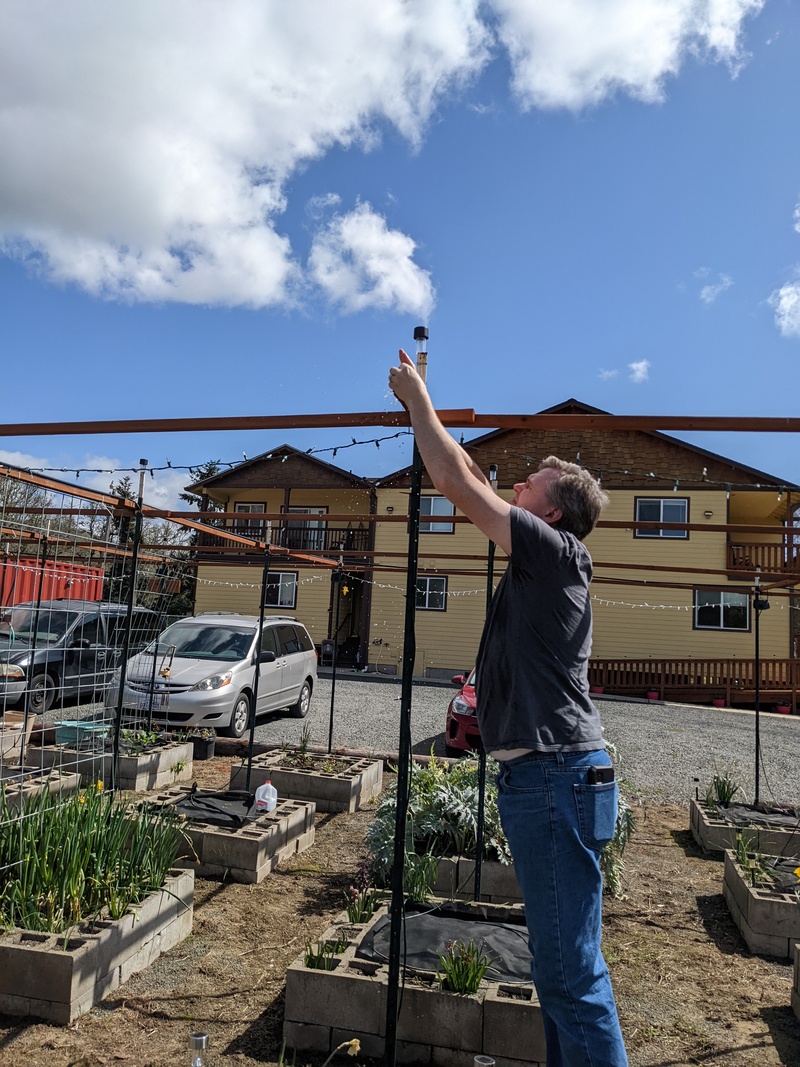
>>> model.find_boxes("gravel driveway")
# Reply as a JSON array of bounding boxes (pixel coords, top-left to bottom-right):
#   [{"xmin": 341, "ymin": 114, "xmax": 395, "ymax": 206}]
[
  {"xmin": 247, "ymin": 675, "xmax": 800, "ymax": 806},
  {"xmin": 55, "ymin": 674, "xmax": 800, "ymax": 805}
]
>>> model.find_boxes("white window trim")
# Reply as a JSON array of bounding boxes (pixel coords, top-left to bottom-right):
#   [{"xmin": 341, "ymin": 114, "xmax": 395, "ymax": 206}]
[
  {"xmin": 693, "ymin": 589, "xmax": 750, "ymax": 631},
  {"xmin": 634, "ymin": 497, "xmax": 689, "ymax": 539},
  {"xmin": 265, "ymin": 571, "xmax": 298, "ymax": 609},
  {"xmin": 420, "ymin": 495, "xmax": 455, "ymax": 534},
  {"xmin": 416, "ymin": 576, "xmax": 448, "ymax": 611}
]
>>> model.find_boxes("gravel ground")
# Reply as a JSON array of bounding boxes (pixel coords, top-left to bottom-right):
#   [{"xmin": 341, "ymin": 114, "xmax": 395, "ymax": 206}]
[
  {"xmin": 250, "ymin": 674, "xmax": 800, "ymax": 806},
  {"xmin": 46, "ymin": 674, "xmax": 800, "ymax": 805}
]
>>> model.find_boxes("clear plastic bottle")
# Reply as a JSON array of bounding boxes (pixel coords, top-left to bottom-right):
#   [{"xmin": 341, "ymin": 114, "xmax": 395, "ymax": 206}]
[
  {"xmin": 255, "ymin": 779, "xmax": 277, "ymax": 812},
  {"xmin": 189, "ymin": 1032, "xmax": 208, "ymax": 1066}
]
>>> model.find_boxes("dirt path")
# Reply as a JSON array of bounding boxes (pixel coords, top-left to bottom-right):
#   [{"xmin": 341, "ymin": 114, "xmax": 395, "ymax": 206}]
[{"xmin": 0, "ymin": 758, "xmax": 798, "ymax": 1067}]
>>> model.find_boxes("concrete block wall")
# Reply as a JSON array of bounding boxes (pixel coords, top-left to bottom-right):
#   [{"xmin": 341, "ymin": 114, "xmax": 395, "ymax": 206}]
[{"xmin": 723, "ymin": 851, "xmax": 800, "ymax": 959}]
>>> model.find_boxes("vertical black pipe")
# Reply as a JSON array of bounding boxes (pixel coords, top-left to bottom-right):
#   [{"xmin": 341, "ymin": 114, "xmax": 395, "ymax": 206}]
[
  {"xmin": 112, "ymin": 461, "xmax": 147, "ymax": 792},
  {"xmin": 20, "ymin": 532, "xmax": 48, "ymax": 768},
  {"xmin": 753, "ymin": 569, "xmax": 761, "ymax": 805},
  {"xmin": 245, "ymin": 542, "xmax": 271, "ymax": 793},
  {"xmin": 385, "ymin": 327, "xmax": 427, "ymax": 1067},
  {"xmin": 327, "ymin": 556, "xmax": 342, "ymax": 754},
  {"xmin": 474, "ymin": 463, "xmax": 497, "ymax": 902}
]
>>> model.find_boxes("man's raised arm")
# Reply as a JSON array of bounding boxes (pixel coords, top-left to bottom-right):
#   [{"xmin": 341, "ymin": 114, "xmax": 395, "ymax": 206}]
[{"xmin": 388, "ymin": 349, "xmax": 511, "ymax": 554}]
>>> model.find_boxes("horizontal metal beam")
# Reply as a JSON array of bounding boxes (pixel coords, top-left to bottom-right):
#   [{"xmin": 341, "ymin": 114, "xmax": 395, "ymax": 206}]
[{"xmin": 4, "ymin": 410, "xmax": 800, "ymax": 437}]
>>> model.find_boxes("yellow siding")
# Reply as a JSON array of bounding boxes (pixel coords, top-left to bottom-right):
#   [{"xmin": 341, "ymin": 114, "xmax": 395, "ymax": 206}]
[{"xmin": 193, "ymin": 562, "xmax": 334, "ymax": 646}]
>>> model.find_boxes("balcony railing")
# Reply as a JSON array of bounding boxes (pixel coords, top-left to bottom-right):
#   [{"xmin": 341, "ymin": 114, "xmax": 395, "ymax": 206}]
[
  {"xmin": 197, "ymin": 523, "xmax": 370, "ymax": 556},
  {"xmin": 727, "ymin": 542, "xmax": 800, "ymax": 574},
  {"xmin": 589, "ymin": 657, "xmax": 798, "ymax": 709}
]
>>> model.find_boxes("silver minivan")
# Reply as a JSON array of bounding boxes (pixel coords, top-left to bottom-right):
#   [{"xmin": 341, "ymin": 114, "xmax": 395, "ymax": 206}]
[{"xmin": 106, "ymin": 613, "xmax": 317, "ymax": 737}]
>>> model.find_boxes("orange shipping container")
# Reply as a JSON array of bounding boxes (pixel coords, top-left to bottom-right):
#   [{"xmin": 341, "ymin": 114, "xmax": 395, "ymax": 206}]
[{"xmin": 0, "ymin": 557, "xmax": 105, "ymax": 606}]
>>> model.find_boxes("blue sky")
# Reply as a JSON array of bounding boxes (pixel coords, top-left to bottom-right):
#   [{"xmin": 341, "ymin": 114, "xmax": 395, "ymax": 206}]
[{"xmin": 2, "ymin": 0, "xmax": 799, "ymax": 508}]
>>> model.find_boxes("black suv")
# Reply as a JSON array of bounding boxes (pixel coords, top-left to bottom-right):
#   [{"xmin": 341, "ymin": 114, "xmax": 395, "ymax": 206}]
[{"xmin": 0, "ymin": 600, "xmax": 161, "ymax": 714}]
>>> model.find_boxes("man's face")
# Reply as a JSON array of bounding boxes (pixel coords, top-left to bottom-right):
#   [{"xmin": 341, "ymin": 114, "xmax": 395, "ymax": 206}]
[{"xmin": 512, "ymin": 467, "xmax": 562, "ymax": 524}]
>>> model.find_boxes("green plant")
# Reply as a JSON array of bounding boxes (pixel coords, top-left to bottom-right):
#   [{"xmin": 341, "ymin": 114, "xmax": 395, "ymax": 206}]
[
  {"xmin": 734, "ymin": 830, "xmax": 771, "ymax": 887},
  {"xmin": 704, "ymin": 767, "xmax": 742, "ymax": 808},
  {"xmin": 365, "ymin": 753, "xmax": 511, "ymax": 892},
  {"xmin": 171, "ymin": 760, "xmax": 187, "ymax": 776},
  {"xmin": 0, "ymin": 782, "xmax": 185, "ymax": 933},
  {"xmin": 304, "ymin": 932, "xmax": 348, "ymax": 969},
  {"xmin": 436, "ymin": 937, "xmax": 494, "ymax": 994},
  {"xmin": 601, "ymin": 791, "xmax": 636, "ymax": 898},
  {"xmin": 344, "ymin": 862, "xmax": 382, "ymax": 922},
  {"xmin": 403, "ymin": 850, "xmax": 439, "ymax": 903},
  {"xmin": 120, "ymin": 728, "xmax": 163, "ymax": 754},
  {"xmin": 298, "ymin": 722, "xmax": 312, "ymax": 757}
]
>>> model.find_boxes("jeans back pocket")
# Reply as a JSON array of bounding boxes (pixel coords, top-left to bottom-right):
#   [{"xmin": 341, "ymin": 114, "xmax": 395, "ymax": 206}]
[{"xmin": 573, "ymin": 781, "xmax": 618, "ymax": 852}]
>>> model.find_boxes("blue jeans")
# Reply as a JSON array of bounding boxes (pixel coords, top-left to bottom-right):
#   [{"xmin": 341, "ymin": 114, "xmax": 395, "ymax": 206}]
[{"xmin": 496, "ymin": 750, "xmax": 628, "ymax": 1067}]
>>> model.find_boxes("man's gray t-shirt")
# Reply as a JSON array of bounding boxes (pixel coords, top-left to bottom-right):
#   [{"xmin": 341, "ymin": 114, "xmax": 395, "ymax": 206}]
[{"xmin": 475, "ymin": 507, "xmax": 604, "ymax": 753}]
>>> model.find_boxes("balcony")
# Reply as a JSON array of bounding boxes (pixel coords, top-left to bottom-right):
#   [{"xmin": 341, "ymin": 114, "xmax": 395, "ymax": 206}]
[
  {"xmin": 727, "ymin": 542, "xmax": 800, "ymax": 576},
  {"xmin": 196, "ymin": 523, "xmax": 370, "ymax": 563}
]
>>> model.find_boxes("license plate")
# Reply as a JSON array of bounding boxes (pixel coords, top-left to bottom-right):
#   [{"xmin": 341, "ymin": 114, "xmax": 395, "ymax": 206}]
[{"xmin": 137, "ymin": 692, "xmax": 164, "ymax": 711}]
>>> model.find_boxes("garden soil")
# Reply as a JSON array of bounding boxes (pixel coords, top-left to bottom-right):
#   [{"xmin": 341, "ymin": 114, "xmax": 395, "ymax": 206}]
[{"xmin": 0, "ymin": 756, "xmax": 798, "ymax": 1067}]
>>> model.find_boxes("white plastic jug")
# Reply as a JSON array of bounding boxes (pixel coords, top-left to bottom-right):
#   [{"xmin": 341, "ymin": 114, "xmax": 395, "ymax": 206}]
[{"xmin": 254, "ymin": 780, "xmax": 277, "ymax": 812}]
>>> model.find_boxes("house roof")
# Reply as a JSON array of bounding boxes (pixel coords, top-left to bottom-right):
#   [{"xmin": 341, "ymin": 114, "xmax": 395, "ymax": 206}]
[
  {"xmin": 185, "ymin": 444, "xmax": 372, "ymax": 495},
  {"xmin": 377, "ymin": 398, "xmax": 800, "ymax": 492}
]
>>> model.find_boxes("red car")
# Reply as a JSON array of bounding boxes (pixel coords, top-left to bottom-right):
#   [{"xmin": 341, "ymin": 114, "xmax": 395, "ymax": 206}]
[{"xmin": 444, "ymin": 668, "xmax": 481, "ymax": 756}]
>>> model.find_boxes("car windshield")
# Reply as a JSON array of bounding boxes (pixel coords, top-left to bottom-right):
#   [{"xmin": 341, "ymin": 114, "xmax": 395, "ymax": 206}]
[
  {"xmin": 145, "ymin": 622, "xmax": 256, "ymax": 661},
  {"xmin": 2, "ymin": 606, "xmax": 79, "ymax": 644}
]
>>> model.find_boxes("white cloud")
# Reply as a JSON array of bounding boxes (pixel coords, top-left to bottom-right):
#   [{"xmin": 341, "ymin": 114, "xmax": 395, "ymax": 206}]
[
  {"xmin": 598, "ymin": 368, "xmax": 619, "ymax": 380},
  {"xmin": 308, "ymin": 203, "xmax": 435, "ymax": 317},
  {"xmin": 0, "ymin": 0, "xmax": 488, "ymax": 308},
  {"xmin": 489, "ymin": 0, "xmax": 764, "ymax": 110},
  {"xmin": 793, "ymin": 201, "xmax": 800, "ymax": 234},
  {"xmin": 628, "ymin": 359, "xmax": 651, "ymax": 383},
  {"xmin": 699, "ymin": 273, "xmax": 733, "ymax": 303},
  {"xmin": 0, "ymin": 1, "xmax": 764, "ymax": 306},
  {"xmin": 769, "ymin": 279, "xmax": 800, "ymax": 339}
]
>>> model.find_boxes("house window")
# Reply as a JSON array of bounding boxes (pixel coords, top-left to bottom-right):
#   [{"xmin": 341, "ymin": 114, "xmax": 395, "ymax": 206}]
[
  {"xmin": 694, "ymin": 590, "xmax": 749, "ymax": 631},
  {"xmin": 234, "ymin": 502, "xmax": 265, "ymax": 532},
  {"xmin": 416, "ymin": 576, "xmax": 447, "ymax": 611},
  {"xmin": 420, "ymin": 496, "xmax": 455, "ymax": 533},
  {"xmin": 265, "ymin": 572, "xmax": 297, "ymax": 609},
  {"xmin": 634, "ymin": 497, "xmax": 688, "ymax": 538}
]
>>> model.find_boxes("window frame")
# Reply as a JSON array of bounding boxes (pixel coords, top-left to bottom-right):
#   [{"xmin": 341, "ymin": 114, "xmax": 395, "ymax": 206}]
[
  {"xmin": 265, "ymin": 571, "xmax": 298, "ymax": 609},
  {"xmin": 415, "ymin": 575, "xmax": 448, "ymax": 611},
  {"xmin": 233, "ymin": 501, "xmax": 266, "ymax": 533},
  {"xmin": 634, "ymin": 496, "xmax": 690, "ymax": 539},
  {"xmin": 419, "ymin": 495, "xmax": 455, "ymax": 534},
  {"xmin": 693, "ymin": 588, "xmax": 751, "ymax": 632}
]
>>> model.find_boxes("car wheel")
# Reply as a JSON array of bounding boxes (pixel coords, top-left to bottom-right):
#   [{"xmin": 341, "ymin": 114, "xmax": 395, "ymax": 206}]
[
  {"xmin": 445, "ymin": 744, "xmax": 463, "ymax": 758},
  {"xmin": 26, "ymin": 673, "xmax": 56, "ymax": 714},
  {"xmin": 222, "ymin": 692, "xmax": 251, "ymax": 738},
  {"xmin": 289, "ymin": 680, "xmax": 311, "ymax": 719}
]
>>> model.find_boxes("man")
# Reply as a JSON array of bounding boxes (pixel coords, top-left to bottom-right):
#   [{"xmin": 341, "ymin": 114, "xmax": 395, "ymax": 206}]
[{"xmin": 389, "ymin": 349, "xmax": 628, "ymax": 1067}]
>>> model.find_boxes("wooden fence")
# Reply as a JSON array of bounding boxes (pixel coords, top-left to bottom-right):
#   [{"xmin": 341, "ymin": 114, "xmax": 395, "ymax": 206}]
[{"xmin": 589, "ymin": 657, "xmax": 799, "ymax": 711}]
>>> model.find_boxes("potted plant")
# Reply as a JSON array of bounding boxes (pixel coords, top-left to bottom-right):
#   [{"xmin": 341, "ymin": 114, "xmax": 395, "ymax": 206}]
[
  {"xmin": 776, "ymin": 700, "xmax": 791, "ymax": 715},
  {"xmin": 590, "ymin": 683, "xmax": 604, "ymax": 695},
  {"xmin": 646, "ymin": 688, "xmax": 660, "ymax": 701},
  {"xmin": 187, "ymin": 727, "xmax": 216, "ymax": 760},
  {"xmin": 712, "ymin": 695, "xmax": 725, "ymax": 709}
]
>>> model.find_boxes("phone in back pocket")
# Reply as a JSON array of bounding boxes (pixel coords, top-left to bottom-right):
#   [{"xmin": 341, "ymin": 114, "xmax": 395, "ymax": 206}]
[{"xmin": 587, "ymin": 765, "xmax": 615, "ymax": 785}]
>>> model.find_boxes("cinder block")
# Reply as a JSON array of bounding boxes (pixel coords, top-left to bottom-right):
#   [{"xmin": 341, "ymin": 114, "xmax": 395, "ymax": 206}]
[
  {"xmin": 484, "ymin": 984, "xmax": 546, "ymax": 1062},
  {"xmin": 283, "ymin": 1019, "xmax": 332, "ymax": 1052},
  {"xmin": 395, "ymin": 981, "xmax": 483, "ymax": 1051}
]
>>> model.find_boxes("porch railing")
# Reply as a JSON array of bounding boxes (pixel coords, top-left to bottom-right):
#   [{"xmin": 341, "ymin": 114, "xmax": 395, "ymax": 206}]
[
  {"xmin": 589, "ymin": 657, "xmax": 799, "ymax": 709},
  {"xmin": 727, "ymin": 542, "xmax": 800, "ymax": 574},
  {"xmin": 197, "ymin": 523, "xmax": 370, "ymax": 555}
]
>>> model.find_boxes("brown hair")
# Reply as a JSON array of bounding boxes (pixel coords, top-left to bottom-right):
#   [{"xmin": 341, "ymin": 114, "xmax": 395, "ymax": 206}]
[{"xmin": 538, "ymin": 456, "xmax": 609, "ymax": 541}]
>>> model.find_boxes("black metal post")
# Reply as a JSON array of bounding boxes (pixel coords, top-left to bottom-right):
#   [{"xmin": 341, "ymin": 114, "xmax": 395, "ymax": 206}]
[
  {"xmin": 385, "ymin": 326, "xmax": 427, "ymax": 1067},
  {"xmin": 112, "ymin": 461, "xmax": 147, "ymax": 792},
  {"xmin": 245, "ymin": 533, "xmax": 271, "ymax": 793},
  {"xmin": 328, "ymin": 552, "xmax": 343, "ymax": 754},
  {"xmin": 20, "ymin": 530, "xmax": 49, "ymax": 768},
  {"xmin": 753, "ymin": 567, "xmax": 769, "ymax": 805},
  {"xmin": 474, "ymin": 463, "xmax": 498, "ymax": 902}
]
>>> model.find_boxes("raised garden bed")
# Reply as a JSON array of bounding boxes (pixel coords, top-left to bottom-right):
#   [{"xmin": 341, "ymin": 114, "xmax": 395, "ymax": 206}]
[
  {"xmin": 149, "ymin": 788, "xmax": 316, "ymax": 883},
  {"xmin": 32, "ymin": 740, "xmax": 193, "ymax": 792},
  {"xmin": 229, "ymin": 751, "xmax": 382, "ymax": 813},
  {"xmin": 690, "ymin": 798, "xmax": 800, "ymax": 856},
  {"xmin": 433, "ymin": 854, "xmax": 521, "ymax": 904},
  {"xmin": 0, "ymin": 868, "xmax": 193, "ymax": 1023},
  {"xmin": 723, "ymin": 849, "xmax": 800, "ymax": 959},
  {"xmin": 283, "ymin": 901, "xmax": 546, "ymax": 1064},
  {"xmin": 1, "ymin": 768, "xmax": 81, "ymax": 808}
]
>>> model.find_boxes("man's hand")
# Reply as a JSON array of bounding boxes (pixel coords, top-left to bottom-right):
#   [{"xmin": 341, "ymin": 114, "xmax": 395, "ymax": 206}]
[{"xmin": 389, "ymin": 349, "xmax": 429, "ymax": 411}]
